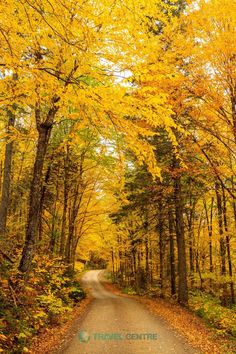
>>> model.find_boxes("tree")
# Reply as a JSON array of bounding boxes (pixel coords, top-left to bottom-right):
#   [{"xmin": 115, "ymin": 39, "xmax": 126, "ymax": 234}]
[
  {"xmin": 0, "ymin": 0, "xmax": 176, "ymax": 272},
  {"xmin": 0, "ymin": 108, "xmax": 15, "ymax": 236}
]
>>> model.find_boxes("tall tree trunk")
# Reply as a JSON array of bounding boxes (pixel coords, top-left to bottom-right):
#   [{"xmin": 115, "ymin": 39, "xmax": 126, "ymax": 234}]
[
  {"xmin": 230, "ymin": 89, "xmax": 236, "ymax": 142},
  {"xmin": 111, "ymin": 248, "xmax": 115, "ymax": 279},
  {"xmin": 204, "ymin": 197, "xmax": 214, "ymax": 274},
  {"xmin": 19, "ymin": 100, "xmax": 59, "ymax": 273},
  {"xmin": 65, "ymin": 207, "xmax": 73, "ymax": 264},
  {"xmin": 215, "ymin": 182, "xmax": 227, "ymax": 305},
  {"xmin": 215, "ymin": 183, "xmax": 226, "ymax": 276},
  {"xmin": 0, "ymin": 161, "xmax": 2, "ymax": 197},
  {"xmin": 132, "ymin": 248, "xmax": 137, "ymax": 278},
  {"xmin": 60, "ymin": 145, "xmax": 69, "ymax": 256},
  {"xmin": 144, "ymin": 217, "xmax": 149, "ymax": 283},
  {"xmin": 157, "ymin": 206, "xmax": 164, "ymax": 297},
  {"xmin": 145, "ymin": 235, "xmax": 149, "ymax": 277},
  {"xmin": 0, "ymin": 110, "xmax": 15, "ymax": 236},
  {"xmin": 38, "ymin": 164, "xmax": 51, "ymax": 242},
  {"xmin": 168, "ymin": 207, "xmax": 176, "ymax": 296},
  {"xmin": 50, "ymin": 171, "xmax": 60, "ymax": 253},
  {"xmin": 189, "ymin": 230, "xmax": 194, "ymax": 286},
  {"xmin": 188, "ymin": 206, "xmax": 195, "ymax": 288},
  {"xmin": 149, "ymin": 243, "xmax": 153, "ymax": 285},
  {"xmin": 65, "ymin": 153, "xmax": 85, "ymax": 265},
  {"xmin": 186, "ymin": 191, "xmax": 195, "ymax": 287},
  {"xmin": 222, "ymin": 187, "xmax": 235, "ymax": 305},
  {"xmin": 65, "ymin": 190, "xmax": 81, "ymax": 264},
  {"xmin": 118, "ymin": 236, "xmax": 124, "ymax": 286},
  {"xmin": 174, "ymin": 175, "xmax": 188, "ymax": 305}
]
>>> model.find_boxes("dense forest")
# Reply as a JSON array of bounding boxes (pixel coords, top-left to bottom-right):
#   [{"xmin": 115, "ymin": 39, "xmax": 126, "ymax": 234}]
[{"xmin": 0, "ymin": 0, "xmax": 235, "ymax": 352}]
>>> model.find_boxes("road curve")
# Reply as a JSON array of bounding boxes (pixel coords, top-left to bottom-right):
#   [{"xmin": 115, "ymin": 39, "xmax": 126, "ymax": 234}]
[{"xmin": 62, "ymin": 270, "xmax": 199, "ymax": 354}]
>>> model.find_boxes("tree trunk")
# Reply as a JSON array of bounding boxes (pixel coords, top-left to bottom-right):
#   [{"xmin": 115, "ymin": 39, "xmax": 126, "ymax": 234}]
[
  {"xmin": 215, "ymin": 182, "xmax": 227, "ymax": 306},
  {"xmin": 65, "ymin": 191, "xmax": 80, "ymax": 264},
  {"xmin": 186, "ymin": 191, "xmax": 195, "ymax": 287},
  {"xmin": 60, "ymin": 145, "xmax": 69, "ymax": 256},
  {"xmin": 222, "ymin": 187, "xmax": 235, "ymax": 305},
  {"xmin": 65, "ymin": 207, "xmax": 73, "ymax": 264},
  {"xmin": 144, "ymin": 217, "xmax": 149, "ymax": 283},
  {"xmin": 204, "ymin": 197, "xmax": 214, "ymax": 273},
  {"xmin": 215, "ymin": 183, "xmax": 226, "ymax": 276},
  {"xmin": 230, "ymin": 89, "xmax": 236, "ymax": 142},
  {"xmin": 19, "ymin": 100, "xmax": 59, "ymax": 273},
  {"xmin": 50, "ymin": 171, "xmax": 60, "ymax": 254},
  {"xmin": 157, "ymin": 207, "xmax": 164, "ymax": 297},
  {"xmin": 111, "ymin": 248, "xmax": 115, "ymax": 279},
  {"xmin": 145, "ymin": 235, "xmax": 149, "ymax": 277},
  {"xmin": 38, "ymin": 164, "xmax": 51, "ymax": 242},
  {"xmin": 65, "ymin": 153, "xmax": 85, "ymax": 265},
  {"xmin": 168, "ymin": 208, "xmax": 176, "ymax": 296},
  {"xmin": 174, "ymin": 175, "xmax": 188, "ymax": 305},
  {"xmin": 0, "ymin": 110, "xmax": 15, "ymax": 236}
]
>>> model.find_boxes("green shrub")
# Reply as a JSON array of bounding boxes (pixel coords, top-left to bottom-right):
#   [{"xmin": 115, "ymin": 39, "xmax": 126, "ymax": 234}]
[
  {"xmin": 37, "ymin": 292, "xmax": 71, "ymax": 324},
  {"xmin": 68, "ymin": 287, "xmax": 85, "ymax": 302},
  {"xmin": 189, "ymin": 291, "xmax": 236, "ymax": 338},
  {"xmin": 122, "ymin": 286, "xmax": 137, "ymax": 295}
]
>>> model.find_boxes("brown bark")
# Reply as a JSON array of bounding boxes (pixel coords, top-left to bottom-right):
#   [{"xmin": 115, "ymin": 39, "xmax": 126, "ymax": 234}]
[
  {"xmin": 230, "ymin": 88, "xmax": 236, "ymax": 142},
  {"xmin": 60, "ymin": 145, "xmax": 69, "ymax": 256},
  {"xmin": 144, "ymin": 217, "xmax": 149, "ymax": 282},
  {"xmin": 222, "ymin": 187, "xmax": 235, "ymax": 305},
  {"xmin": 50, "ymin": 169, "xmax": 60, "ymax": 253},
  {"xmin": 65, "ymin": 186, "xmax": 82, "ymax": 264},
  {"xmin": 38, "ymin": 164, "xmax": 51, "ymax": 242},
  {"xmin": 215, "ymin": 182, "xmax": 228, "ymax": 305},
  {"xmin": 186, "ymin": 192, "xmax": 195, "ymax": 284},
  {"xmin": 215, "ymin": 183, "xmax": 226, "ymax": 276},
  {"xmin": 174, "ymin": 174, "xmax": 188, "ymax": 305},
  {"xmin": 157, "ymin": 204, "xmax": 164, "ymax": 297},
  {"xmin": 145, "ymin": 235, "xmax": 149, "ymax": 276},
  {"xmin": 168, "ymin": 207, "xmax": 176, "ymax": 296},
  {"xmin": 187, "ymin": 200, "xmax": 195, "ymax": 287},
  {"xmin": 65, "ymin": 152, "xmax": 85, "ymax": 264},
  {"xmin": 0, "ymin": 110, "xmax": 15, "ymax": 236},
  {"xmin": 204, "ymin": 197, "xmax": 214, "ymax": 273},
  {"xmin": 111, "ymin": 248, "xmax": 115, "ymax": 279},
  {"xmin": 19, "ymin": 99, "xmax": 59, "ymax": 273}
]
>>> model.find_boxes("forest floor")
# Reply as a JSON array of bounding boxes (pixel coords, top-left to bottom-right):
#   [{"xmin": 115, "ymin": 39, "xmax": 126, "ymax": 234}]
[{"xmin": 102, "ymin": 279, "xmax": 236, "ymax": 354}]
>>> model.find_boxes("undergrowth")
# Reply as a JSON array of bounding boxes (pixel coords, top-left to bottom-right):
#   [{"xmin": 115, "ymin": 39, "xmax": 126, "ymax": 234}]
[
  {"xmin": 0, "ymin": 256, "xmax": 85, "ymax": 353},
  {"xmin": 189, "ymin": 291, "xmax": 236, "ymax": 339}
]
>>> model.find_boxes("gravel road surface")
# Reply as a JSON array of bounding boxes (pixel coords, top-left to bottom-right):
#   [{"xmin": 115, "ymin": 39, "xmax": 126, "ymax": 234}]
[{"xmin": 62, "ymin": 270, "xmax": 199, "ymax": 354}]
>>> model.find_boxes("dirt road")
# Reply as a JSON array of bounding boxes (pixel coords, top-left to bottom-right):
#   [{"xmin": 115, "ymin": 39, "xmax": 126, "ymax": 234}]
[{"xmin": 62, "ymin": 270, "xmax": 199, "ymax": 354}]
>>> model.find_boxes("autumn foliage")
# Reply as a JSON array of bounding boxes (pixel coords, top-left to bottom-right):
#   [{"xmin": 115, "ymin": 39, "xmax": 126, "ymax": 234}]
[{"xmin": 0, "ymin": 0, "xmax": 236, "ymax": 352}]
